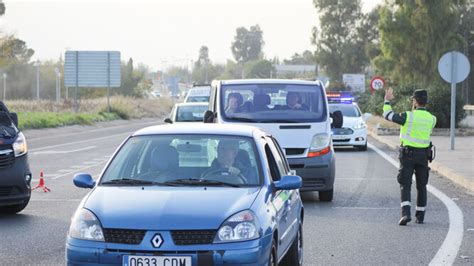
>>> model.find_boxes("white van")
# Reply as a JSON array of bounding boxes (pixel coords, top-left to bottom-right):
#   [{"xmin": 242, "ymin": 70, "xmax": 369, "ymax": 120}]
[
  {"xmin": 184, "ymin": 85, "xmax": 211, "ymax": 103},
  {"xmin": 204, "ymin": 79, "xmax": 343, "ymax": 201}
]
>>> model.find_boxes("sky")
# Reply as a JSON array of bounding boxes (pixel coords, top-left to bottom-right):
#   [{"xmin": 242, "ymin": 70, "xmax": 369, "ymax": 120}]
[{"xmin": 0, "ymin": 0, "xmax": 383, "ymax": 71}]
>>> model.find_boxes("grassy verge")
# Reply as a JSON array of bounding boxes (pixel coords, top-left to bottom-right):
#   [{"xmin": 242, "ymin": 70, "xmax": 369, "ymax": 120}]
[{"xmin": 5, "ymin": 96, "xmax": 174, "ymax": 130}]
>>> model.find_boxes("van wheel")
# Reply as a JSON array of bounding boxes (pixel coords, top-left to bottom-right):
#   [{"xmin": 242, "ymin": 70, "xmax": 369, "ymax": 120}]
[
  {"xmin": 0, "ymin": 197, "xmax": 30, "ymax": 214},
  {"xmin": 281, "ymin": 221, "xmax": 303, "ymax": 266},
  {"xmin": 268, "ymin": 238, "xmax": 277, "ymax": 266},
  {"xmin": 319, "ymin": 189, "xmax": 333, "ymax": 202}
]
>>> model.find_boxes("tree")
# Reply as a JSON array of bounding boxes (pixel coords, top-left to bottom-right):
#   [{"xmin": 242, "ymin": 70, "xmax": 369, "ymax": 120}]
[
  {"xmin": 283, "ymin": 50, "xmax": 316, "ymax": 65},
  {"xmin": 194, "ymin": 46, "xmax": 210, "ymax": 68},
  {"xmin": 231, "ymin": 25, "xmax": 264, "ymax": 63},
  {"xmin": 311, "ymin": 0, "xmax": 369, "ymax": 81},
  {"xmin": 243, "ymin": 59, "xmax": 274, "ymax": 79},
  {"xmin": 373, "ymin": 1, "xmax": 464, "ymax": 86},
  {"xmin": 458, "ymin": 4, "xmax": 474, "ymax": 104},
  {"xmin": 0, "ymin": 36, "xmax": 35, "ymax": 66}
]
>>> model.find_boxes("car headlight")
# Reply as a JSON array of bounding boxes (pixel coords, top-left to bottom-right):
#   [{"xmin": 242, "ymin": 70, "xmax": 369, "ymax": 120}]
[
  {"xmin": 310, "ymin": 133, "xmax": 330, "ymax": 151},
  {"xmin": 215, "ymin": 210, "xmax": 260, "ymax": 243},
  {"xmin": 13, "ymin": 132, "xmax": 28, "ymax": 157},
  {"xmin": 354, "ymin": 120, "xmax": 366, "ymax": 129},
  {"xmin": 68, "ymin": 208, "xmax": 105, "ymax": 241}
]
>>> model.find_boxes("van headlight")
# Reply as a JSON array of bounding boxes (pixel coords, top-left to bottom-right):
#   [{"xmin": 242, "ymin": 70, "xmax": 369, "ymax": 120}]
[
  {"xmin": 215, "ymin": 210, "xmax": 260, "ymax": 243},
  {"xmin": 68, "ymin": 208, "xmax": 105, "ymax": 241},
  {"xmin": 310, "ymin": 133, "xmax": 330, "ymax": 151},
  {"xmin": 13, "ymin": 132, "xmax": 28, "ymax": 157},
  {"xmin": 354, "ymin": 120, "xmax": 366, "ymax": 129}
]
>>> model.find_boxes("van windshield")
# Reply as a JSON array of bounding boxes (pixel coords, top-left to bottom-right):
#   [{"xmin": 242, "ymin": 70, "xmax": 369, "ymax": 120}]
[{"xmin": 220, "ymin": 84, "xmax": 327, "ymax": 123}]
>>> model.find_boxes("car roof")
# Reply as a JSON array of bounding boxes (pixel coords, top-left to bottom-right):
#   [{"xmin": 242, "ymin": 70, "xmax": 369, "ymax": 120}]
[
  {"xmin": 133, "ymin": 124, "xmax": 264, "ymax": 138},
  {"xmin": 175, "ymin": 102, "xmax": 209, "ymax": 107},
  {"xmin": 217, "ymin": 79, "xmax": 323, "ymax": 86}
]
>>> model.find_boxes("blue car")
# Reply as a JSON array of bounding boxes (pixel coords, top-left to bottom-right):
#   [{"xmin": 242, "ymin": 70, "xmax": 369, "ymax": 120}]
[{"xmin": 67, "ymin": 124, "xmax": 304, "ymax": 266}]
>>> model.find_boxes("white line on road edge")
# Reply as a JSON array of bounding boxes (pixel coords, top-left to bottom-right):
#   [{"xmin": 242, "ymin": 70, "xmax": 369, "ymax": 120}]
[
  {"xmin": 51, "ymin": 159, "xmax": 108, "ymax": 180},
  {"xmin": 29, "ymin": 132, "xmax": 129, "ymax": 152},
  {"xmin": 30, "ymin": 146, "xmax": 96, "ymax": 155},
  {"xmin": 368, "ymin": 142, "xmax": 464, "ymax": 266}
]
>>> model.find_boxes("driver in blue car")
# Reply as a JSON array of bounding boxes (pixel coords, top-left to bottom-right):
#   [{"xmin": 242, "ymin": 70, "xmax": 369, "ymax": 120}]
[{"xmin": 202, "ymin": 139, "xmax": 260, "ymax": 184}]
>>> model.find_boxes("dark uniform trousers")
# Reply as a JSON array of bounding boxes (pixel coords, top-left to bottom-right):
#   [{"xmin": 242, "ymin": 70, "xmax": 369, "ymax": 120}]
[{"xmin": 398, "ymin": 146, "xmax": 430, "ymax": 217}]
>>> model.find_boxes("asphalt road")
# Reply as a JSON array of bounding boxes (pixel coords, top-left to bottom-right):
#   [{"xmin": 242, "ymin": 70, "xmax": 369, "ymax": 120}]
[{"xmin": 0, "ymin": 118, "xmax": 473, "ymax": 265}]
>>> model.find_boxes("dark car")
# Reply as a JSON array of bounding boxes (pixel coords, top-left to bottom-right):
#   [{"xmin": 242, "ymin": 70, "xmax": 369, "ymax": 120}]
[{"xmin": 0, "ymin": 101, "xmax": 31, "ymax": 214}]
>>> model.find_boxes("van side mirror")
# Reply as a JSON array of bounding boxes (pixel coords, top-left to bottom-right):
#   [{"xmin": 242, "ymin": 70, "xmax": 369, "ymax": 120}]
[
  {"xmin": 203, "ymin": 110, "xmax": 215, "ymax": 123},
  {"xmin": 164, "ymin": 118, "xmax": 173, "ymax": 124},
  {"xmin": 10, "ymin": 112, "xmax": 18, "ymax": 127},
  {"xmin": 330, "ymin": 110, "xmax": 343, "ymax": 128}
]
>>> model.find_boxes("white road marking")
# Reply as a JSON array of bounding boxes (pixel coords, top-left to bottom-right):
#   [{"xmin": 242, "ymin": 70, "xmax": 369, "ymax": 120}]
[
  {"xmin": 368, "ymin": 142, "xmax": 464, "ymax": 266},
  {"xmin": 29, "ymin": 132, "xmax": 129, "ymax": 152},
  {"xmin": 52, "ymin": 160, "xmax": 108, "ymax": 180},
  {"xmin": 30, "ymin": 146, "xmax": 96, "ymax": 155},
  {"xmin": 30, "ymin": 199, "xmax": 82, "ymax": 202},
  {"xmin": 333, "ymin": 207, "xmax": 399, "ymax": 210}
]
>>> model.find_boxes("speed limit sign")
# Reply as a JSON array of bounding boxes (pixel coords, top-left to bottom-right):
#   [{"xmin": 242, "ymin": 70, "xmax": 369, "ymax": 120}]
[{"xmin": 370, "ymin": 76, "xmax": 385, "ymax": 92}]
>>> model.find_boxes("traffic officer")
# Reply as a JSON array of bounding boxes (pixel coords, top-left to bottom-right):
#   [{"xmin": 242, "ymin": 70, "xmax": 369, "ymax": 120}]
[{"xmin": 383, "ymin": 88, "xmax": 436, "ymax": 225}]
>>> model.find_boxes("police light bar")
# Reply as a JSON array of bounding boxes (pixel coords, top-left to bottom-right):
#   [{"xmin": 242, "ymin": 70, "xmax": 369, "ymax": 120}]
[{"xmin": 327, "ymin": 92, "xmax": 353, "ymax": 103}]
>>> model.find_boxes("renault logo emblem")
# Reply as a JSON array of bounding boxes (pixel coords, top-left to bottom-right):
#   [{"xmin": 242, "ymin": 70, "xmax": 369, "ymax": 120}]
[{"xmin": 151, "ymin": 234, "xmax": 163, "ymax": 248}]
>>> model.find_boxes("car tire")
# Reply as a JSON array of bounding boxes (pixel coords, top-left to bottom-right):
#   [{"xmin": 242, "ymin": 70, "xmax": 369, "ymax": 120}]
[
  {"xmin": 281, "ymin": 221, "xmax": 303, "ymax": 266},
  {"xmin": 268, "ymin": 238, "xmax": 277, "ymax": 266},
  {"xmin": 0, "ymin": 197, "xmax": 30, "ymax": 214},
  {"xmin": 355, "ymin": 143, "xmax": 367, "ymax": 151},
  {"xmin": 319, "ymin": 189, "xmax": 333, "ymax": 202}
]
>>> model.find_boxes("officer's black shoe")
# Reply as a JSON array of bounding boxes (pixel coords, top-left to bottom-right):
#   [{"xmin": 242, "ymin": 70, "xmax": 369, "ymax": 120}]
[
  {"xmin": 415, "ymin": 211, "xmax": 424, "ymax": 224},
  {"xmin": 398, "ymin": 216, "xmax": 412, "ymax": 226}
]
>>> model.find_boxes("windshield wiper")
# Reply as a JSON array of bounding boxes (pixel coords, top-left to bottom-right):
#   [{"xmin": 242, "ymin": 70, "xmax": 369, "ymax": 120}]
[
  {"xmin": 101, "ymin": 178, "xmax": 158, "ymax": 186},
  {"xmin": 164, "ymin": 178, "xmax": 241, "ymax": 187},
  {"xmin": 226, "ymin": 117, "xmax": 259, "ymax": 123},
  {"xmin": 260, "ymin": 119, "xmax": 301, "ymax": 123}
]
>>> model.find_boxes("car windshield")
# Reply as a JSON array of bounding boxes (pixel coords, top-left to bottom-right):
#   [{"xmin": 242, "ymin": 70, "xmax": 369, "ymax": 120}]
[
  {"xmin": 176, "ymin": 105, "xmax": 208, "ymax": 122},
  {"xmin": 220, "ymin": 84, "xmax": 326, "ymax": 123},
  {"xmin": 328, "ymin": 104, "xmax": 361, "ymax": 117},
  {"xmin": 101, "ymin": 135, "xmax": 262, "ymax": 187},
  {"xmin": 186, "ymin": 96, "xmax": 210, "ymax": 103}
]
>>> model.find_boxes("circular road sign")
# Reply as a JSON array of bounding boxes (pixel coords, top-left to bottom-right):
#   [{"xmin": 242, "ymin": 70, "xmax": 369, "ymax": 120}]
[
  {"xmin": 370, "ymin": 76, "xmax": 385, "ymax": 91},
  {"xmin": 438, "ymin": 51, "xmax": 470, "ymax": 84}
]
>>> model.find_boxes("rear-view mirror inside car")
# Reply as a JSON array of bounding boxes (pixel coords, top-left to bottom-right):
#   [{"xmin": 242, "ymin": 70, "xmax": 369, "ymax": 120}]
[{"xmin": 177, "ymin": 143, "xmax": 202, "ymax": 153}]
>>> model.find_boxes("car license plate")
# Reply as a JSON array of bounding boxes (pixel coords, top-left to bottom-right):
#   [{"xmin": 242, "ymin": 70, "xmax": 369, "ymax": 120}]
[
  {"xmin": 332, "ymin": 135, "xmax": 348, "ymax": 140},
  {"xmin": 123, "ymin": 255, "xmax": 192, "ymax": 266}
]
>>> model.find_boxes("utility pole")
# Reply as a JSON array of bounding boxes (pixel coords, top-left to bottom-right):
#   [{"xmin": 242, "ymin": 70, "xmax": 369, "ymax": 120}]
[
  {"xmin": 2, "ymin": 73, "xmax": 6, "ymax": 101},
  {"xmin": 36, "ymin": 60, "xmax": 40, "ymax": 100}
]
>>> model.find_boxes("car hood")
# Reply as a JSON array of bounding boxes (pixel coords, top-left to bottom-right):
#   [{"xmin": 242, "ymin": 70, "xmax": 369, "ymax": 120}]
[
  {"xmin": 342, "ymin": 117, "xmax": 363, "ymax": 128},
  {"xmin": 84, "ymin": 186, "xmax": 261, "ymax": 230}
]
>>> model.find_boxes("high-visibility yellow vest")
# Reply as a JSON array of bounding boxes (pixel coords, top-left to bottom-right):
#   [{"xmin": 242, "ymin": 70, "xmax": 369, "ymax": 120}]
[{"xmin": 400, "ymin": 110, "xmax": 436, "ymax": 148}]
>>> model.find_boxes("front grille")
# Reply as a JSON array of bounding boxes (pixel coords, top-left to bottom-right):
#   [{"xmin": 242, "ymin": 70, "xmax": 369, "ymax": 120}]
[
  {"xmin": 333, "ymin": 139, "xmax": 351, "ymax": 143},
  {"xmin": 289, "ymin": 164, "xmax": 305, "ymax": 169},
  {"xmin": 304, "ymin": 178, "xmax": 325, "ymax": 188},
  {"xmin": 171, "ymin": 230, "xmax": 217, "ymax": 245},
  {"xmin": 0, "ymin": 186, "xmax": 13, "ymax": 197},
  {"xmin": 332, "ymin": 127, "xmax": 354, "ymax": 135},
  {"xmin": 103, "ymin": 229, "xmax": 146, "ymax": 245},
  {"xmin": 285, "ymin": 148, "xmax": 306, "ymax": 155},
  {"xmin": 0, "ymin": 148, "xmax": 14, "ymax": 169}
]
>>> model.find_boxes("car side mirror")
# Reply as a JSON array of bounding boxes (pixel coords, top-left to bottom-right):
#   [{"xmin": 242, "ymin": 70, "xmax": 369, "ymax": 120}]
[
  {"xmin": 274, "ymin": 175, "xmax": 302, "ymax": 191},
  {"xmin": 73, "ymin": 173, "xmax": 95, "ymax": 189},
  {"xmin": 203, "ymin": 110, "xmax": 215, "ymax": 123},
  {"xmin": 10, "ymin": 112, "xmax": 18, "ymax": 127},
  {"xmin": 164, "ymin": 118, "xmax": 173, "ymax": 124},
  {"xmin": 330, "ymin": 110, "xmax": 343, "ymax": 128},
  {"xmin": 363, "ymin": 113, "xmax": 372, "ymax": 121}
]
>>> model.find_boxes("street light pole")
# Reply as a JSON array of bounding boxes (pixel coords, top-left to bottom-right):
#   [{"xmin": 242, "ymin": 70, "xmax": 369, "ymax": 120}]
[
  {"xmin": 36, "ymin": 60, "xmax": 40, "ymax": 100},
  {"xmin": 2, "ymin": 73, "xmax": 6, "ymax": 101}
]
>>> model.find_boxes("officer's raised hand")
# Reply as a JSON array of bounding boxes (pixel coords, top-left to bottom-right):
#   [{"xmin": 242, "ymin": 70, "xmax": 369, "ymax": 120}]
[{"xmin": 384, "ymin": 87, "xmax": 394, "ymax": 101}]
